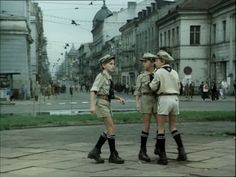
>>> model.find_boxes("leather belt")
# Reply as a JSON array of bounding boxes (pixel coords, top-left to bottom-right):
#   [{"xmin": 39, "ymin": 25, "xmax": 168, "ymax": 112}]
[
  {"xmin": 97, "ymin": 95, "xmax": 110, "ymax": 101},
  {"xmin": 158, "ymin": 93, "xmax": 179, "ymax": 96},
  {"xmin": 142, "ymin": 93, "xmax": 156, "ymax": 96}
]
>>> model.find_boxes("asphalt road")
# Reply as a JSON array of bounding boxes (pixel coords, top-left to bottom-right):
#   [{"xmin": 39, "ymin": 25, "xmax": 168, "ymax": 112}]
[{"xmin": 0, "ymin": 92, "xmax": 235, "ymax": 115}]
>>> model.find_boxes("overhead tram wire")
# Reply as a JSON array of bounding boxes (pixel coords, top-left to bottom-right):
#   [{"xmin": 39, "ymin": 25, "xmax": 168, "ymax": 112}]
[
  {"xmin": 36, "ymin": 1, "xmax": 152, "ymax": 6},
  {"xmin": 44, "ymin": 19, "xmax": 91, "ymax": 32},
  {"xmin": 44, "ymin": 14, "xmax": 157, "ymax": 25}
]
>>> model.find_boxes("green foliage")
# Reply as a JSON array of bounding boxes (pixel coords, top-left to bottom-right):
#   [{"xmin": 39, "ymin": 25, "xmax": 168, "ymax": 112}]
[{"xmin": 0, "ymin": 111, "xmax": 235, "ymax": 131}]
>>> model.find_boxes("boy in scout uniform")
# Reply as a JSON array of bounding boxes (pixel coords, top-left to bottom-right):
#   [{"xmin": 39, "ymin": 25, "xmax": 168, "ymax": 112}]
[
  {"xmin": 149, "ymin": 50, "xmax": 187, "ymax": 165},
  {"xmin": 88, "ymin": 54, "xmax": 125, "ymax": 164},
  {"xmin": 134, "ymin": 52, "xmax": 157, "ymax": 162}
]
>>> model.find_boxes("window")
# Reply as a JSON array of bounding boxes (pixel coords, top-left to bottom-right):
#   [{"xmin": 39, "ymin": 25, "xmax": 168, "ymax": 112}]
[
  {"xmin": 222, "ymin": 20, "xmax": 226, "ymax": 42},
  {"xmin": 190, "ymin": 25, "xmax": 200, "ymax": 45},
  {"xmin": 176, "ymin": 26, "xmax": 179, "ymax": 45},
  {"xmin": 164, "ymin": 32, "xmax": 167, "ymax": 46},
  {"xmin": 168, "ymin": 30, "xmax": 171, "ymax": 46},
  {"xmin": 172, "ymin": 28, "xmax": 175, "ymax": 46},
  {"xmin": 160, "ymin": 33, "xmax": 163, "ymax": 47},
  {"xmin": 213, "ymin": 24, "xmax": 216, "ymax": 43}
]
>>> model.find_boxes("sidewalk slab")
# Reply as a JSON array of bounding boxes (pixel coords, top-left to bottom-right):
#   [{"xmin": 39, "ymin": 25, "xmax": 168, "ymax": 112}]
[{"xmin": 0, "ymin": 123, "xmax": 235, "ymax": 177}]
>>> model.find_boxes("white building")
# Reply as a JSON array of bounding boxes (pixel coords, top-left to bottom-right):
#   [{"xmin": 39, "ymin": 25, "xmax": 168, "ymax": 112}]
[
  {"xmin": 118, "ymin": 0, "xmax": 235, "ymax": 93},
  {"xmin": 157, "ymin": 0, "xmax": 235, "ymax": 91},
  {"xmin": 209, "ymin": 0, "xmax": 235, "ymax": 91}
]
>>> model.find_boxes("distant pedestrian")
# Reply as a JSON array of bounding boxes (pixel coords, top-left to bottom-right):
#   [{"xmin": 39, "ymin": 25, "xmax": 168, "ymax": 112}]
[
  {"xmin": 21, "ymin": 84, "xmax": 27, "ymax": 100},
  {"xmin": 47, "ymin": 84, "xmax": 52, "ymax": 99},
  {"xmin": 184, "ymin": 83, "xmax": 190, "ymax": 100},
  {"xmin": 199, "ymin": 81, "xmax": 204, "ymax": 96},
  {"xmin": 88, "ymin": 54, "xmax": 125, "ymax": 164},
  {"xmin": 149, "ymin": 50, "xmax": 187, "ymax": 165},
  {"xmin": 221, "ymin": 80, "xmax": 228, "ymax": 98},
  {"xmin": 234, "ymin": 81, "xmax": 236, "ymax": 95},
  {"xmin": 134, "ymin": 53, "xmax": 157, "ymax": 162},
  {"xmin": 202, "ymin": 81, "xmax": 210, "ymax": 101},
  {"xmin": 189, "ymin": 81, "xmax": 195, "ymax": 100},
  {"xmin": 69, "ymin": 85, "xmax": 73, "ymax": 96},
  {"xmin": 211, "ymin": 81, "xmax": 218, "ymax": 101},
  {"xmin": 33, "ymin": 81, "xmax": 41, "ymax": 101},
  {"xmin": 179, "ymin": 82, "xmax": 183, "ymax": 96}
]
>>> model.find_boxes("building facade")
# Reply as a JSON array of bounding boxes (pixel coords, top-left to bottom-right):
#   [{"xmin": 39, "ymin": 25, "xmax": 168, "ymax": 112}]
[
  {"xmin": 0, "ymin": 0, "xmax": 49, "ymax": 100},
  {"xmin": 209, "ymin": 0, "xmax": 235, "ymax": 91},
  {"xmin": 119, "ymin": 0, "xmax": 174, "ymax": 86},
  {"xmin": 118, "ymin": 0, "xmax": 235, "ymax": 93},
  {"xmin": 78, "ymin": 43, "xmax": 92, "ymax": 87}
]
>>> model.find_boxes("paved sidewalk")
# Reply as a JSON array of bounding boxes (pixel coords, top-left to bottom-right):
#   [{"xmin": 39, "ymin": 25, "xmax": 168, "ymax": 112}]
[{"xmin": 1, "ymin": 121, "xmax": 235, "ymax": 177}]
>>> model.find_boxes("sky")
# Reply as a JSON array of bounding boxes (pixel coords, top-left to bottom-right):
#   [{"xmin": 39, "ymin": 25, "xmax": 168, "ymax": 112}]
[{"xmin": 34, "ymin": 0, "xmax": 145, "ymax": 75}]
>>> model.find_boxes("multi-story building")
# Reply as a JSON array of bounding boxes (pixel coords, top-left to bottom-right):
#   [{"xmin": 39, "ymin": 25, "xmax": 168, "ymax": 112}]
[
  {"xmin": 157, "ymin": 0, "xmax": 235, "ymax": 90},
  {"xmin": 119, "ymin": 0, "xmax": 174, "ymax": 86},
  {"xmin": 64, "ymin": 44, "xmax": 79, "ymax": 85},
  {"xmin": 118, "ymin": 0, "xmax": 235, "ymax": 93},
  {"xmin": 209, "ymin": 0, "xmax": 235, "ymax": 91},
  {"xmin": 78, "ymin": 43, "xmax": 92, "ymax": 86},
  {"xmin": 0, "ymin": 0, "xmax": 33, "ymax": 99},
  {"xmin": 30, "ymin": 3, "xmax": 50, "ymax": 86},
  {"xmin": 90, "ymin": 0, "xmax": 155, "ymax": 81},
  {"xmin": 0, "ymin": 0, "xmax": 49, "ymax": 100}
]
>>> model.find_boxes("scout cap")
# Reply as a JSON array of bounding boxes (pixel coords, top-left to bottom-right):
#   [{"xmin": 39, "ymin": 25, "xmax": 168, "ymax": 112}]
[
  {"xmin": 140, "ymin": 52, "xmax": 157, "ymax": 62},
  {"xmin": 99, "ymin": 54, "xmax": 115, "ymax": 64},
  {"xmin": 157, "ymin": 50, "xmax": 174, "ymax": 62}
]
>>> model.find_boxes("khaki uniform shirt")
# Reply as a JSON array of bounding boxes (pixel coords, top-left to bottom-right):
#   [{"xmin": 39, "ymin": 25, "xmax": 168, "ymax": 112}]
[
  {"xmin": 149, "ymin": 64, "xmax": 179, "ymax": 95},
  {"xmin": 134, "ymin": 70, "xmax": 156, "ymax": 96},
  {"xmin": 90, "ymin": 70, "xmax": 111, "ymax": 95},
  {"xmin": 134, "ymin": 70, "xmax": 157, "ymax": 114},
  {"xmin": 90, "ymin": 70, "xmax": 112, "ymax": 118}
]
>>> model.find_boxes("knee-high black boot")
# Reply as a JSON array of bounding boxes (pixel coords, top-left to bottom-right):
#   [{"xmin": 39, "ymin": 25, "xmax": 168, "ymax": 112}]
[
  {"xmin": 171, "ymin": 130, "xmax": 187, "ymax": 161},
  {"xmin": 154, "ymin": 130, "xmax": 160, "ymax": 155},
  {"xmin": 107, "ymin": 134, "xmax": 124, "ymax": 164},
  {"xmin": 88, "ymin": 132, "xmax": 107, "ymax": 163},
  {"xmin": 157, "ymin": 134, "xmax": 168, "ymax": 165},
  {"xmin": 139, "ymin": 131, "xmax": 151, "ymax": 162}
]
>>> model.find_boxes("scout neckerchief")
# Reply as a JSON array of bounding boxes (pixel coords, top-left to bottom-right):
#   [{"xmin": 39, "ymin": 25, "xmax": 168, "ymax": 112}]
[{"xmin": 161, "ymin": 64, "xmax": 172, "ymax": 72}]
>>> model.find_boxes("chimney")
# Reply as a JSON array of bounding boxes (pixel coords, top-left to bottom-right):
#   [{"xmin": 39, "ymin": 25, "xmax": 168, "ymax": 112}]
[
  {"xmin": 128, "ymin": 2, "xmax": 136, "ymax": 9},
  {"xmin": 128, "ymin": 2, "xmax": 136, "ymax": 18}
]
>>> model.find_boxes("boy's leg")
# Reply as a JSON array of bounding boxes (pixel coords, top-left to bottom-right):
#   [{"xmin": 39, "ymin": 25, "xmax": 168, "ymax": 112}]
[
  {"xmin": 104, "ymin": 117, "xmax": 124, "ymax": 164},
  {"xmin": 88, "ymin": 131, "xmax": 107, "ymax": 163},
  {"xmin": 157, "ymin": 115, "xmax": 168, "ymax": 165},
  {"xmin": 139, "ymin": 114, "xmax": 151, "ymax": 162},
  {"xmin": 169, "ymin": 115, "xmax": 187, "ymax": 161}
]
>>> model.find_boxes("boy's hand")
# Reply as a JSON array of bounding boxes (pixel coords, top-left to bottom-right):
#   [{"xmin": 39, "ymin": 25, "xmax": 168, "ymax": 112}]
[
  {"xmin": 119, "ymin": 98, "xmax": 126, "ymax": 104},
  {"xmin": 90, "ymin": 105, "xmax": 95, "ymax": 114}
]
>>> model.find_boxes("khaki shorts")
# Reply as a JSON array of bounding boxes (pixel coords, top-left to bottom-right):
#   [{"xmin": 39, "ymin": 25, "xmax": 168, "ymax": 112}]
[
  {"xmin": 141, "ymin": 95, "xmax": 157, "ymax": 114},
  {"xmin": 95, "ymin": 98, "xmax": 112, "ymax": 118},
  {"xmin": 157, "ymin": 95, "xmax": 179, "ymax": 115}
]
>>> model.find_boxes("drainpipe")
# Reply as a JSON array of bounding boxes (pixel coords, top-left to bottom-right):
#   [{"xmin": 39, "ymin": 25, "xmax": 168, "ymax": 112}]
[
  {"xmin": 208, "ymin": 12, "xmax": 212, "ymax": 85},
  {"xmin": 228, "ymin": 13, "xmax": 235, "ymax": 93}
]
